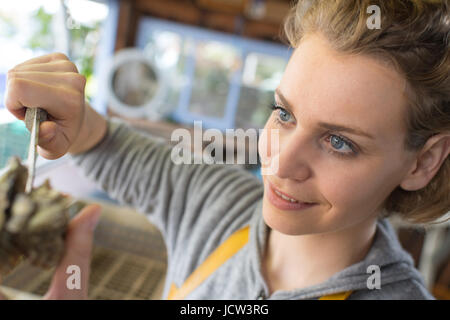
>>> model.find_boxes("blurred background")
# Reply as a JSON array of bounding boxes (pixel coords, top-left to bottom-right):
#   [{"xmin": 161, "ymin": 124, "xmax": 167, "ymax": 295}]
[{"xmin": 0, "ymin": 0, "xmax": 448, "ymax": 300}]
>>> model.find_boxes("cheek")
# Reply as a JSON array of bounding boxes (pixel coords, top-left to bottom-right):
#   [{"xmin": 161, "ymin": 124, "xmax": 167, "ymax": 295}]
[{"xmin": 318, "ymin": 159, "xmax": 397, "ymax": 217}]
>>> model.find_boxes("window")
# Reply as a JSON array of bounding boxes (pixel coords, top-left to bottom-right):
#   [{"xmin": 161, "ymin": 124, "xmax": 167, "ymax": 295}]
[
  {"xmin": 237, "ymin": 53, "xmax": 286, "ymax": 129},
  {"xmin": 188, "ymin": 41, "xmax": 241, "ymax": 119},
  {"xmin": 135, "ymin": 17, "xmax": 291, "ymax": 131}
]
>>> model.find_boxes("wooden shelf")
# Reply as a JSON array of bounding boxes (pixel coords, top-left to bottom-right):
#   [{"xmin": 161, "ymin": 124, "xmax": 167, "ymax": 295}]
[{"xmin": 114, "ymin": 0, "xmax": 291, "ymax": 51}]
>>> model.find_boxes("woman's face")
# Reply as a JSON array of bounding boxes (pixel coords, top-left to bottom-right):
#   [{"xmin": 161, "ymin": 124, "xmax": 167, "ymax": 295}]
[{"xmin": 259, "ymin": 33, "xmax": 417, "ymax": 235}]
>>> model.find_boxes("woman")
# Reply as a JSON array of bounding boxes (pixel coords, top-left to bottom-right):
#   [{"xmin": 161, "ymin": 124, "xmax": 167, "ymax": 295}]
[{"xmin": 3, "ymin": 0, "xmax": 449, "ymax": 299}]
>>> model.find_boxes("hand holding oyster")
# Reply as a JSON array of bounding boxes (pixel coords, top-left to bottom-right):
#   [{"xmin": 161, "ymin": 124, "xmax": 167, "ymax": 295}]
[{"xmin": 0, "ymin": 156, "xmax": 81, "ymax": 276}]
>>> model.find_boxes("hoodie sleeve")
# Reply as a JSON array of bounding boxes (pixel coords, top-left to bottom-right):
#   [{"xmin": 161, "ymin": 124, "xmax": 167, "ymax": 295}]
[{"xmin": 69, "ymin": 118, "xmax": 263, "ymax": 254}]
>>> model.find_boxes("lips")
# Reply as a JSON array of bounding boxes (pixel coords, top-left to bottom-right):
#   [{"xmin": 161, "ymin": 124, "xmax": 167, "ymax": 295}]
[
  {"xmin": 266, "ymin": 180, "xmax": 317, "ymax": 211},
  {"xmin": 273, "ymin": 187, "xmax": 300, "ymax": 203}
]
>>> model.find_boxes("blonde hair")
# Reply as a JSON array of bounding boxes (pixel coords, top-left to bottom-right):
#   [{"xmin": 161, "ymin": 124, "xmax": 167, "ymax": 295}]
[{"xmin": 283, "ymin": 0, "xmax": 450, "ymax": 224}]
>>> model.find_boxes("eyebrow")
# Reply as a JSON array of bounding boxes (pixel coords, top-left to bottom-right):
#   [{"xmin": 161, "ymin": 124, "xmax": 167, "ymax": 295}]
[{"xmin": 274, "ymin": 88, "xmax": 375, "ymax": 140}]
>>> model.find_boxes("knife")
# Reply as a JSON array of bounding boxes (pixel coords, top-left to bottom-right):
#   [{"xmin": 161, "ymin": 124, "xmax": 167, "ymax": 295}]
[{"xmin": 24, "ymin": 108, "xmax": 48, "ymax": 194}]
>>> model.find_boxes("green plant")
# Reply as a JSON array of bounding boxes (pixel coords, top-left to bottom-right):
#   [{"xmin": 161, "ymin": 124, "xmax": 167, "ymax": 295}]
[{"xmin": 28, "ymin": 7, "xmax": 54, "ymax": 51}]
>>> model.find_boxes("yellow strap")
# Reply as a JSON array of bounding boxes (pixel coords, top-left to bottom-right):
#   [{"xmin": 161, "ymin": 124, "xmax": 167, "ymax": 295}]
[
  {"xmin": 319, "ymin": 290, "xmax": 353, "ymax": 300},
  {"xmin": 167, "ymin": 225, "xmax": 250, "ymax": 300},
  {"xmin": 167, "ymin": 224, "xmax": 353, "ymax": 300}
]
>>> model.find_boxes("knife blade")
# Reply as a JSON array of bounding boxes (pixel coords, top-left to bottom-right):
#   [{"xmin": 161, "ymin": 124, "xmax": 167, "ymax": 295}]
[{"xmin": 24, "ymin": 108, "xmax": 48, "ymax": 194}]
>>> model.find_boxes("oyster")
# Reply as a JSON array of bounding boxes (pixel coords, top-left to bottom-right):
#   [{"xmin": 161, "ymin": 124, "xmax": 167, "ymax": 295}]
[{"xmin": 0, "ymin": 156, "xmax": 80, "ymax": 276}]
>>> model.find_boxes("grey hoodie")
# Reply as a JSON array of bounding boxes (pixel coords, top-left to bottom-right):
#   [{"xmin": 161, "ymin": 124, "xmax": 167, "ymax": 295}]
[{"xmin": 70, "ymin": 118, "xmax": 434, "ymax": 300}]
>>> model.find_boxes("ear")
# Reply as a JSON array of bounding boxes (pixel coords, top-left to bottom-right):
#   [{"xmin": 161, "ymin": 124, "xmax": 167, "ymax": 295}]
[{"xmin": 400, "ymin": 133, "xmax": 450, "ymax": 191}]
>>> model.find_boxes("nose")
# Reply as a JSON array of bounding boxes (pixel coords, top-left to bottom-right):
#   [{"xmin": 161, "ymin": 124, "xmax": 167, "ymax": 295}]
[{"xmin": 276, "ymin": 133, "xmax": 312, "ymax": 181}]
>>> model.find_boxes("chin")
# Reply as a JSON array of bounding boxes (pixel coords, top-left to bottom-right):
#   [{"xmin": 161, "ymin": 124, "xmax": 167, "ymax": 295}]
[{"xmin": 262, "ymin": 199, "xmax": 314, "ymax": 236}]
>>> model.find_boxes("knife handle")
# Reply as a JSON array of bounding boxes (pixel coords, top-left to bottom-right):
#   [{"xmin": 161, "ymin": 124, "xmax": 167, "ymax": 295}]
[
  {"xmin": 24, "ymin": 108, "xmax": 48, "ymax": 194},
  {"xmin": 25, "ymin": 108, "xmax": 48, "ymax": 132}
]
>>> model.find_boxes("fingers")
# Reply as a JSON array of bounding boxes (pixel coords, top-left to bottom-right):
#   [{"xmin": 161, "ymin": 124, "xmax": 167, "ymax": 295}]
[
  {"xmin": 12, "ymin": 52, "xmax": 71, "ymax": 68},
  {"xmin": 11, "ymin": 60, "xmax": 79, "ymax": 73},
  {"xmin": 44, "ymin": 204, "xmax": 102, "ymax": 300},
  {"xmin": 5, "ymin": 78, "xmax": 83, "ymax": 121},
  {"xmin": 7, "ymin": 71, "xmax": 86, "ymax": 92},
  {"xmin": 5, "ymin": 54, "xmax": 82, "ymax": 120}
]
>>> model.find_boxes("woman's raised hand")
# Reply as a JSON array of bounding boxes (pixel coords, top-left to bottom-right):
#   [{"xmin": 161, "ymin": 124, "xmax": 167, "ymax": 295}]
[{"xmin": 4, "ymin": 52, "xmax": 107, "ymax": 159}]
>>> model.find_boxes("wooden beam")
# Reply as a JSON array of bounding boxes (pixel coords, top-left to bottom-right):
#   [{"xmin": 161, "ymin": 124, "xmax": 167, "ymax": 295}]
[
  {"xmin": 247, "ymin": 0, "xmax": 291, "ymax": 25},
  {"xmin": 202, "ymin": 12, "xmax": 238, "ymax": 33},
  {"xmin": 196, "ymin": 0, "xmax": 249, "ymax": 15},
  {"xmin": 114, "ymin": 0, "xmax": 137, "ymax": 51},
  {"xmin": 243, "ymin": 19, "xmax": 283, "ymax": 42},
  {"xmin": 135, "ymin": 0, "xmax": 202, "ymax": 25}
]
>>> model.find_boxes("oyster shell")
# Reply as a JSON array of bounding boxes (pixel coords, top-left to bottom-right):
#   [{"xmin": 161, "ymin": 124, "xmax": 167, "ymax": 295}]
[{"xmin": 0, "ymin": 157, "xmax": 80, "ymax": 276}]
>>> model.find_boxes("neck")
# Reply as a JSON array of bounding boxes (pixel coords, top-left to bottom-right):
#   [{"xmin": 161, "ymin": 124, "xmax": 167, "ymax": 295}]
[{"xmin": 262, "ymin": 216, "xmax": 377, "ymax": 294}]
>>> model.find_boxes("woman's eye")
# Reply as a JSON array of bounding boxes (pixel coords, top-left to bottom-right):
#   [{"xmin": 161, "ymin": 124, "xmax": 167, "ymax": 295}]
[
  {"xmin": 269, "ymin": 103, "xmax": 294, "ymax": 125},
  {"xmin": 279, "ymin": 109, "xmax": 291, "ymax": 122},
  {"xmin": 327, "ymin": 135, "xmax": 357, "ymax": 157},
  {"xmin": 330, "ymin": 135, "xmax": 349, "ymax": 150}
]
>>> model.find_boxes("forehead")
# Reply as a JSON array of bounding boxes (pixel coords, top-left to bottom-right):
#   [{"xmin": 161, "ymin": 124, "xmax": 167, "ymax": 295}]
[{"xmin": 279, "ymin": 34, "xmax": 409, "ymax": 143}]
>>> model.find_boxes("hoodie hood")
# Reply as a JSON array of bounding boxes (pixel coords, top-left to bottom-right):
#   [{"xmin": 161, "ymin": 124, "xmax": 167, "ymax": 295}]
[{"xmin": 248, "ymin": 199, "xmax": 431, "ymax": 299}]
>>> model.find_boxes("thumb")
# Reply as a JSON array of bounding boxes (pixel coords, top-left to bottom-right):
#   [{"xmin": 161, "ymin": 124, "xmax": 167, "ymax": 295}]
[
  {"xmin": 44, "ymin": 204, "xmax": 102, "ymax": 300},
  {"xmin": 37, "ymin": 121, "xmax": 70, "ymax": 160}
]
